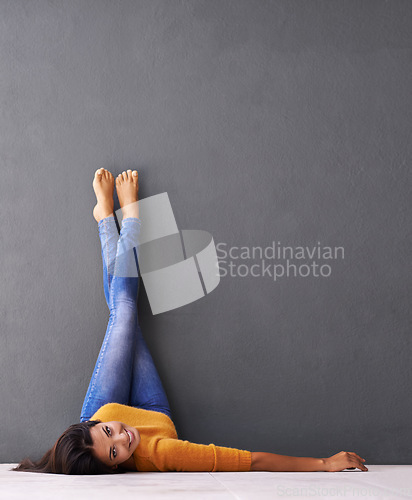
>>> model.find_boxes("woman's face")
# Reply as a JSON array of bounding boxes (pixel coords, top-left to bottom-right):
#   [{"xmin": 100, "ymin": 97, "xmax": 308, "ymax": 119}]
[{"xmin": 89, "ymin": 421, "xmax": 141, "ymax": 468}]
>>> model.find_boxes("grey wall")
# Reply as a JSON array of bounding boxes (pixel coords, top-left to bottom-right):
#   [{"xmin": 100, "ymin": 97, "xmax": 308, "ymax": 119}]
[{"xmin": 1, "ymin": 0, "xmax": 411, "ymax": 465}]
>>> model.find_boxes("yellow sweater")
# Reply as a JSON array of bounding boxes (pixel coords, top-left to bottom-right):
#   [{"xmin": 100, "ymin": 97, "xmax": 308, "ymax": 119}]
[{"xmin": 91, "ymin": 403, "xmax": 251, "ymax": 472}]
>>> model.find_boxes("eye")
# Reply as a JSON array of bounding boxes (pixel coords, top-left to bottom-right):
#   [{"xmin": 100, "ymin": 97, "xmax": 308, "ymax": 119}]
[{"xmin": 105, "ymin": 426, "xmax": 117, "ymax": 458}]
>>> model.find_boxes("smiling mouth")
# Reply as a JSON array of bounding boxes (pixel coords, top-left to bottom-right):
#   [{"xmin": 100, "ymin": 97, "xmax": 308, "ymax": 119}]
[{"xmin": 126, "ymin": 429, "xmax": 132, "ymax": 447}]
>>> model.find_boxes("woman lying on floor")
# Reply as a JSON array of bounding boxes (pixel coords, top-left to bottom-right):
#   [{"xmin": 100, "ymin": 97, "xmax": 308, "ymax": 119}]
[{"xmin": 12, "ymin": 169, "xmax": 368, "ymax": 475}]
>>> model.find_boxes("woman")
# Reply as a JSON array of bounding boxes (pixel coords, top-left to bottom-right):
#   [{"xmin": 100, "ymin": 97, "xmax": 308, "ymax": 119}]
[{"xmin": 12, "ymin": 169, "xmax": 368, "ymax": 475}]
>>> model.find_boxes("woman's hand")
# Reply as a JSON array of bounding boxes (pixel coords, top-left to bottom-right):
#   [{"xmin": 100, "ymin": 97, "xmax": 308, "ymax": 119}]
[{"xmin": 323, "ymin": 451, "xmax": 368, "ymax": 472}]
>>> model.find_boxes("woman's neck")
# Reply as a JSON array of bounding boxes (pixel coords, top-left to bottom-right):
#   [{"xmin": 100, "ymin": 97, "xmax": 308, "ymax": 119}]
[{"xmin": 119, "ymin": 453, "xmax": 137, "ymax": 471}]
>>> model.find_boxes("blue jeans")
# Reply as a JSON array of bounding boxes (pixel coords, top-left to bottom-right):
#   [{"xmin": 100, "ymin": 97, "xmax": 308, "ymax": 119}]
[{"xmin": 80, "ymin": 216, "xmax": 172, "ymax": 422}]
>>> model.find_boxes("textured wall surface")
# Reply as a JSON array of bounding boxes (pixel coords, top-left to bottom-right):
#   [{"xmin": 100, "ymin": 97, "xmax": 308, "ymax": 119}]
[{"xmin": 1, "ymin": 0, "xmax": 411, "ymax": 465}]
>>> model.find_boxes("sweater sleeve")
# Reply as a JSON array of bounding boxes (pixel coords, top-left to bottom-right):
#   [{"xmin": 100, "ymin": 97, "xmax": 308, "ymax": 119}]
[{"xmin": 152, "ymin": 438, "xmax": 251, "ymax": 472}]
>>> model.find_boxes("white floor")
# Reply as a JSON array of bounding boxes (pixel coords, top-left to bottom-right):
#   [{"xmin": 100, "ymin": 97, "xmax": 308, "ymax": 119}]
[{"xmin": 1, "ymin": 464, "xmax": 412, "ymax": 499}]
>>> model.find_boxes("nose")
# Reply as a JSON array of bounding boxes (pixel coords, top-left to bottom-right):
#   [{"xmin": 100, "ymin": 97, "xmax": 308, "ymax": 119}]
[{"xmin": 118, "ymin": 427, "xmax": 128, "ymax": 446}]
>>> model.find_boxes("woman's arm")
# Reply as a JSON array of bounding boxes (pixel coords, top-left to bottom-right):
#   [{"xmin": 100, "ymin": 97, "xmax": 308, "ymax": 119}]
[{"xmin": 250, "ymin": 451, "xmax": 368, "ymax": 472}]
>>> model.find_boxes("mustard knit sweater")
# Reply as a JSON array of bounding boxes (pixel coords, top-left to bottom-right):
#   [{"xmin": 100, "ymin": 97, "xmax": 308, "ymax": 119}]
[{"xmin": 91, "ymin": 403, "xmax": 251, "ymax": 472}]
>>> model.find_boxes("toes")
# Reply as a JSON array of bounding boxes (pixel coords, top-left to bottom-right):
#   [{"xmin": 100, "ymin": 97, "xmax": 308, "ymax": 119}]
[
  {"xmin": 94, "ymin": 168, "xmax": 115, "ymax": 184},
  {"xmin": 116, "ymin": 171, "xmax": 138, "ymax": 184},
  {"xmin": 104, "ymin": 169, "xmax": 114, "ymax": 181}
]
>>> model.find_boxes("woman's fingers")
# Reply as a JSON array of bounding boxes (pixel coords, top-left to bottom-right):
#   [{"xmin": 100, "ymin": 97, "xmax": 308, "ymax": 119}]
[
  {"xmin": 325, "ymin": 451, "xmax": 368, "ymax": 472},
  {"xmin": 350, "ymin": 452, "xmax": 366, "ymax": 463},
  {"xmin": 353, "ymin": 457, "xmax": 368, "ymax": 471},
  {"xmin": 348, "ymin": 452, "xmax": 368, "ymax": 471}
]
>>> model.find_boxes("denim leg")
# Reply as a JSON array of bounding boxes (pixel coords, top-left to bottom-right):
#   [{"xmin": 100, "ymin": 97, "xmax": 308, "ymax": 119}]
[
  {"xmin": 120, "ymin": 218, "xmax": 172, "ymax": 418},
  {"xmin": 129, "ymin": 323, "xmax": 172, "ymax": 419},
  {"xmin": 114, "ymin": 218, "xmax": 172, "ymax": 418},
  {"xmin": 80, "ymin": 218, "xmax": 172, "ymax": 422},
  {"xmin": 97, "ymin": 216, "xmax": 119, "ymax": 308},
  {"xmin": 80, "ymin": 218, "xmax": 140, "ymax": 422}
]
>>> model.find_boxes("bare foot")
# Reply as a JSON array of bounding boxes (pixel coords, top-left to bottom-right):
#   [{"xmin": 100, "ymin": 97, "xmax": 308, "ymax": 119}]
[
  {"xmin": 116, "ymin": 169, "xmax": 139, "ymax": 219},
  {"xmin": 92, "ymin": 168, "xmax": 115, "ymax": 222}
]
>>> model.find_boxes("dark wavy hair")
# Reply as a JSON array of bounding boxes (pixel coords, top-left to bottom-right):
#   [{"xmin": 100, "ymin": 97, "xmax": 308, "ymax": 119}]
[{"xmin": 10, "ymin": 419, "xmax": 125, "ymax": 475}]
